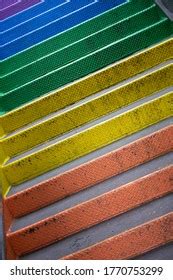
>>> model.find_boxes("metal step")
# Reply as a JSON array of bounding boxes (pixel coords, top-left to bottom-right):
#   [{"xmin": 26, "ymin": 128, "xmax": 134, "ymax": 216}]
[
  {"xmin": 0, "ymin": 0, "xmax": 66, "ymax": 32},
  {"xmin": 0, "ymin": 0, "xmax": 152, "ymax": 76},
  {"xmin": 0, "ymin": 0, "xmax": 126, "ymax": 59},
  {"xmin": 0, "ymin": 39, "xmax": 172, "ymax": 137},
  {"xmin": 0, "ymin": 18, "xmax": 172, "ymax": 114},
  {"xmin": 1, "ymin": 1, "xmax": 173, "ymax": 261}
]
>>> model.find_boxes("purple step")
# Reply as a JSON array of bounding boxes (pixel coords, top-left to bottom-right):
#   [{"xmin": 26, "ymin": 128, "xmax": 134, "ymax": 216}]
[
  {"xmin": 0, "ymin": 0, "xmax": 18, "ymax": 10},
  {"xmin": 0, "ymin": 0, "xmax": 42, "ymax": 20}
]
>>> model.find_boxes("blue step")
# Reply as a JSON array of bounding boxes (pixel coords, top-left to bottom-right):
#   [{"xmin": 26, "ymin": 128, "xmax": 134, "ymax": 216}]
[{"xmin": 0, "ymin": 0, "xmax": 126, "ymax": 59}]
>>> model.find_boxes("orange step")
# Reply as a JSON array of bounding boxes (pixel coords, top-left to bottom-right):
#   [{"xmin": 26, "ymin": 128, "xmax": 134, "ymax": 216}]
[
  {"xmin": 63, "ymin": 213, "xmax": 173, "ymax": 260},
  {"xmin": 4, "ymin": 125, "xmax": 173, "ymax": 221},
  {"xmin": 6, "ymin": 166, "xmax": 173, "ymax": 259}
]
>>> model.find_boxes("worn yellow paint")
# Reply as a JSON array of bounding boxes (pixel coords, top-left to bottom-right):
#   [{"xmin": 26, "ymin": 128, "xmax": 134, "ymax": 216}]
[
  {"xmin": 0, "ymin": 169, "xmax": 10, "ymax": 197},
  {"xmin": 0, "ymin": 125, "xmax": 4, "ymax": 139},
  {"xmin": 0, "ymin": 146, "xmax": 9, "ymax": 168},
  {"xmin": 0, "ymin": 64, "xmax": 172, "ymax": 163},
  {"xmin": 1, "ymin": 92, "xmax": 172, "ymax": 196},
  {"xmin": 0, "ymin": 38, "xmax": 172, "ymax": 139}
]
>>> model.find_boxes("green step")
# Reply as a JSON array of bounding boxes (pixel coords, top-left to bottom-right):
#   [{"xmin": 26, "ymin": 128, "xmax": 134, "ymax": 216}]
[
  {"xmin": 0, "ymin": 15, "xmax": 172, "ymax": 114},
  {"xmin": 1, "ymin": 5, "xmax": 161, "ymax": 93},
  {"xmin": 0, "ymin": 0, "xmax": 153, "ymax": 77}
]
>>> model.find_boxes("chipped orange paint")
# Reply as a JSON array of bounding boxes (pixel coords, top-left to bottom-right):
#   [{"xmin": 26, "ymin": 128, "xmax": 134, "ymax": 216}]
[
  {"xmin": 4, "ymin": 125, "xmax": 173, "ymax": 219},
  {"xmin": 6, "ymin": 166, "xmax": 173, "ymax": 259},
  {"xmin": 63, "ymin": 213, "xmax": 173, "ymax": 260}
]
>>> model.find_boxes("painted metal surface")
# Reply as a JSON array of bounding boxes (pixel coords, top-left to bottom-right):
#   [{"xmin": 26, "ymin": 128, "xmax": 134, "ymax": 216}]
[
  {"xmin": 0, "ymin": 18, "xmax": 172, "ymax": 114},
  {"xmin": 0, "ymin": 64, "xmax": 172, "ymax": 164},
  {"xmin": 0, "ymin": 0, "xmax": 18, "ymax": 10},
  {"xmin": 0, "ymin": 0, "xmax": 42, "ymax": 20},
  {"xmin": 0, "ymin": 0, "xmax": 126, "ymax": 59},
  {"xmin": 0, "ymin": 0, "xmax": 152, "ymax": 76},
  {"xmin": 3, "ymin": 115, "xmax": 172, "ymax": 259},
  {"xmin": 1, "ymin": 0, "xmax": 173, "ymax": 261},
  {"xmin": 4, "ymin": 168, "xmax": 173, "ymax": 259},
  {"xmin": 0, "ymin": 0, "xmax": 74, "ymax": 31},
  {"xmin": 4, "ymin": 125, "xmax": 173, "ymax": 221},
  {"xmin": 1, "ymin": 1, "xmax": 154, "ymax": 88},
  {"xmin": 0, "ymin": 0, "xmax": 154, "ymax": 77},
  {"xmin": 63, "ymin": 213, "xmax": 173, "ymax": 260},
  {"xmin": 0, "ymin": 39, "xmax": 172, "ymax": 138},
  {"xmin": 1, "ymin": 0, "xmax": 126, "ymax": 44},
  {"xmin": 1, "ymin": 92, "xmax": 172, "ymax": 196}
]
